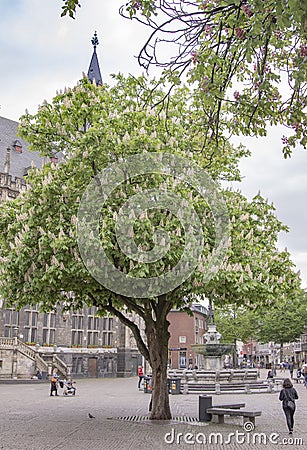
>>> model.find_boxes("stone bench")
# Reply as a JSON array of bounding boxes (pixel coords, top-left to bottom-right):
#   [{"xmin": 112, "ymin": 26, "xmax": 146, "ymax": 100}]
[
  {"xmin": 183, "ymin": 381, "xmax": 272, "ymax": 394},
  {"xmin": 214, "ymin": 403, "xmax": 246, "ymax": 409},
  {"xmin": 292, "ymin": 377, "xmax": 303, "ymax": 383},
  {"xmin": 207, "ymin": 407, "xmax": 262, "ymax": 426}
]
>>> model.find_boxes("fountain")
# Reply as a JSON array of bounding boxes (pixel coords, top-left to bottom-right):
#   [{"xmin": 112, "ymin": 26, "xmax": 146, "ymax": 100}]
[{"xmin": 192, "ymin": 302, "xmax": 235, "ymax": 370}]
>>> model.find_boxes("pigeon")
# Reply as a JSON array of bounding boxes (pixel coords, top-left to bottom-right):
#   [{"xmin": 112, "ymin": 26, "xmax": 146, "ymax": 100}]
[{"xmin": 88, "ymin": 413, "xmax": 95, "ymax": 419}]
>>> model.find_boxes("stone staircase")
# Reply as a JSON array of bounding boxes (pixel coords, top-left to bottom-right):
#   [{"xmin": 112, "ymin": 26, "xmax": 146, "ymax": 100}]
[{"xmin": 0, "ymin": 337, "xmax": 69, "ymax": 378}]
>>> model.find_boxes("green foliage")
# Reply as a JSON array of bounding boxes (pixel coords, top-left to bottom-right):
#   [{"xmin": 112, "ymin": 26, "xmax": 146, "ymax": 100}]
[
  {"xmin": 60, "ymin": 0, "xmax": 80, "ymax": 18},
  {"xmin": 215, "ymin": 290, "xmax": 307, "ymax": 347},
  {"xmin": 124, "ymin": 0, "xmax": 307, "ymax": 157},
  {"xmin": 215, "ymin": 305, "xmax": 257, "ymax": 344},
  {"xmin": 254, "ymin": 290, "xmax": 307, "ymax": 344},
  {"xmin": 0, "ymin": 76, "xmax": 300, "ymax": 316}
]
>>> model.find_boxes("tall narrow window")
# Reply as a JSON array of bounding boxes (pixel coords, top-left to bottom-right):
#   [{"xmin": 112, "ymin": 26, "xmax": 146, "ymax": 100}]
[
  {"xmin": 24, "ymin": 307, "xmax": 38, "ymax": 344},
  {"xmin": 42, "ymin": 312, "xmax": 56, "ymax": 345},
  {"xmin": 4, "ymin": 308, "xmax": 19, "ymax": 338}
]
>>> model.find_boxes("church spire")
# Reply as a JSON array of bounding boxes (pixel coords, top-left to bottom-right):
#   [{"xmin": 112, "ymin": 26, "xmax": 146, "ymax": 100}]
[{"xmin": 87, "ymin": 31, "xmax": 102, "ymax": 86}]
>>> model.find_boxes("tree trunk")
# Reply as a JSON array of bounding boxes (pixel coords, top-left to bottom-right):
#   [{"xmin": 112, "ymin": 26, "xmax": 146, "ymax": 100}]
[{"xmin": 146, "ymin": 299, "xmax": 172, "ymax": 420}]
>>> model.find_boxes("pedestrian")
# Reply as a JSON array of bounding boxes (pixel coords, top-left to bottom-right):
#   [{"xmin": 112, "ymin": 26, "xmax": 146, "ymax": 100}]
[
  {"xmin": 50, "ymin": 368, "xmax": 59, "ymax": 396},
  {"xmin": 138, "ymin": 365, "xmax": 144, "ymax": 389},
  {"xmin": 148, "ymin": 376, "xmax": 154, "ymax": 412},
  {"xmin": 303, "ymin": 362, "xmax": 307, "ymax": 387},
  {"xmin": 279, "ymin": 378, "xmax": 298, "ymax": 435},
  {"xmin": 289, "ymin": 362, "xmax": 294, "ymax": 379}
]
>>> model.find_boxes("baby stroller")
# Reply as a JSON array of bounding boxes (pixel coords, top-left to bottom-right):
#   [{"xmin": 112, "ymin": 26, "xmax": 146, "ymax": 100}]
[{"xmin": 60, "ymin": 379, "xmax": 76, "ymax": 396}]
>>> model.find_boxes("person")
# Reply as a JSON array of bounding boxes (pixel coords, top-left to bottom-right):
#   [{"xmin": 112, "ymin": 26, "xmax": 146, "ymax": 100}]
[
  {"xmin": 289, "ymin": 362, "xmax": 294, "ymax": 379},
  {"xmin": 267, "ymin": 369, "xmax": 274, "ymax": 379},
  {"xmin": 138, "ymin": 365, "xmax": 144, "ymax": 389},
  {"xmin": 302, "ymin": 362, "xmax": 307, "ymax": 387},
  {"xmin": 279, "ymin": 378, "xmax": 298, "ymax": 435},
  {"xmin": 50, "ymin": 368, "xmax": 59, "ymax": 396},
  {"xmin": 148, "ymin": 376, "xmax": 154, "ymax": 412},
  {"xmin": 63, "ymin": 378, "xmax": 76, "ymax": 396}
]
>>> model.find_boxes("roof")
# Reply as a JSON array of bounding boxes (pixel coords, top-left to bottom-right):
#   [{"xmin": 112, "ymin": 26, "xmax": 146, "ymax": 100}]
[
  {"xmin": 87, "ymin": 47, "xmax": 102, "ymax": 86},
  {"xmin": 0, "ymin": 116, "xmax": 43, "ymax": 183}
]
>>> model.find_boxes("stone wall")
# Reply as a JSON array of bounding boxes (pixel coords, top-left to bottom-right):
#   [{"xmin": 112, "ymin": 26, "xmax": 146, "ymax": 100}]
[{"xmin": 0, "ymin": 348, "xmax": 35, "ymax": 379}]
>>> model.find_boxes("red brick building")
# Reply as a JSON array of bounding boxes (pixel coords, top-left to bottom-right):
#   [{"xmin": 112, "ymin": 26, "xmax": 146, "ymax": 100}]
[{"xmin": 168, "ymin": 304, "xmax": 208, "ymax": 369}]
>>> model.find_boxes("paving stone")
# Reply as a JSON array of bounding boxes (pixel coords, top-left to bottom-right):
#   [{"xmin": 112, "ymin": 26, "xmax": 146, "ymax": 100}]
[{"xmin": 0, "ymin": 372, "xmax": 306, "ymax": 449}]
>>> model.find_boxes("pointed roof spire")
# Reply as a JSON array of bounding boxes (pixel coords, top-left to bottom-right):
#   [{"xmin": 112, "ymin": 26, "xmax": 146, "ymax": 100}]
[{"xmin": 87, "ymin": 31, "xmax": 102, "ymax": 86}]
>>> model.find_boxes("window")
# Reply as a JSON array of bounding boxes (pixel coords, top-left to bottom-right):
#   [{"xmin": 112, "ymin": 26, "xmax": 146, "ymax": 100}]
[
  {"xmin": 87, "ymin": 308, "xmax": 100, "ymax": 346},
  {"xmin": 179, "ymin": 336, "xmax": 186, "ymax": 344},
  {"xmin": 71, "ymin": 312, "xmax": 84, "ymax": 346},
  {"xmin": 195, "ymin": 317, "xmax": 199, "ymax": 331},
  {"xmin": 102, "ymin": 332, "xmax": 108, "ymax": 346},
  {"xmin": 78, "ymin": 316, "xmax": 83, "ymax": 329},
  {"xmin": 179, "ymin": 351, "xmax": 187, "ymax": 368},
  {"xmin": 4, "ymin": 308, "xmax": 19, "ymax": 338},
  {"xmin": 24, "ymin": 308, "xmax": 38, "ymax": 343},
  {"xmin": 42, "ymin": 312, "xmax": 56, "ymax": 345}
]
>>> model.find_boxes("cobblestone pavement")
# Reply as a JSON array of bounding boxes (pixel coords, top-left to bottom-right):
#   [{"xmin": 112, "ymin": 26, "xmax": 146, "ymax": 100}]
[{"xmin": 0, "ymin": 372, "xmax": 306, "ymax": 450}]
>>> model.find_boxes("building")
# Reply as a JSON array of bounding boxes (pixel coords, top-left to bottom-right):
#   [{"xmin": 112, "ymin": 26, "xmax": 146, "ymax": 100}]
[
  {"xmin": 0, "ymin": 34, "xmax": 140, "ymax": 380},
  {"xmin": 168, "ymin": 304, "xmax": 208, "ymax": 369}
]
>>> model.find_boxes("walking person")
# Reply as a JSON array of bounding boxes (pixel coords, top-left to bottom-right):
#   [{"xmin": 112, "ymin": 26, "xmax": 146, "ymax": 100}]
[
  {"xmin": 148, "ymin": 375, "xmax": 154, "ymax": 412},
  {"xmin": 138, "ymin": 365, "xmax": 144, "ymax": 389},
  {"xmin": 50, "ymin": 368, "xmax": 59, "ymax": 397},
  {"xmin": 302, "ymin": 362, "xmax": 307, "ymax": 387},
  {"xmin": 279, "ymin": 378, "xmax": 298, "ymax": 435},
  {"xmin": 289, "ymin": 362, "xmax": 294, "ymax": 379}
]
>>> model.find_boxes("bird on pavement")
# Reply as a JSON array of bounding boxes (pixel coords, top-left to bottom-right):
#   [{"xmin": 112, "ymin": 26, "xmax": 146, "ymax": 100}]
[{"xmin": 88, "ymin": 413, "xmax": 95, "ymax": 419}]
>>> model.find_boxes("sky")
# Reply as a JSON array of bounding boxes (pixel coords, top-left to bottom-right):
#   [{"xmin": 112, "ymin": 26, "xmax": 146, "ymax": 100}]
[{"xmin": 0, "ymin": 0, "xmax": 306, "ymax": 288}]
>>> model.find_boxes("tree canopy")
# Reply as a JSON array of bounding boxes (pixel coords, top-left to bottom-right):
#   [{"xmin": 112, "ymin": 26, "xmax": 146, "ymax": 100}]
[
  {"xmin": 215, "ymin": 291, "xmax": 307, "ymax": 348},
  {"xmin": 0, "ymin": 76, "xmax": 301, "ymax": 419},
  {"xmin": 123, "ymin": 0, "xmax": 307, "ymax": 157},
  {"xmin": 59, "ymin": 1, "xmax": 307, "ymax": 156}
]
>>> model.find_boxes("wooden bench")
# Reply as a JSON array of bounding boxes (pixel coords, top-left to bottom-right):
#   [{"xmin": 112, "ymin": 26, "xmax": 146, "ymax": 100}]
[{"xmin": 206, "ymin": 407, "xmax": 261, "ymax": 426}]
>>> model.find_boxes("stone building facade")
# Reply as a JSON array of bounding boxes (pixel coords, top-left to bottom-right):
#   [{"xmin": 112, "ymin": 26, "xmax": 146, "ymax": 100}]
[{"xmin": 0, "ymin": 35, "xmax": 141, "ymax": 379}]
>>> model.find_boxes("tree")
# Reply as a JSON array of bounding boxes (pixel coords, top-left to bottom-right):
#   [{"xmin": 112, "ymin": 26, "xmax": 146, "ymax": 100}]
[
  {"xmin": 215, "ymin": 304, "xmax": 255, "ymax": 345},
  {"xmin": 253, "ymin": 290, "xmax": 307, "ymax": 362},
  {"xmin": 215, "ymin": 290, "xmax": 307, "ymax": 363},
  {"xmin": 123, "ymin": 0, "xmax": 307, "ymax": 157},
  {"xmin": 0, "ymin": 76, "xmax": 301, "ymax": 419}
]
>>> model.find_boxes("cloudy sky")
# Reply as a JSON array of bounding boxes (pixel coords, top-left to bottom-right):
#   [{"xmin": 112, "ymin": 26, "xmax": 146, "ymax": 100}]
[{"xmin": 1, "ymin": 0, "xmax": 306, "ymax": 287}]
